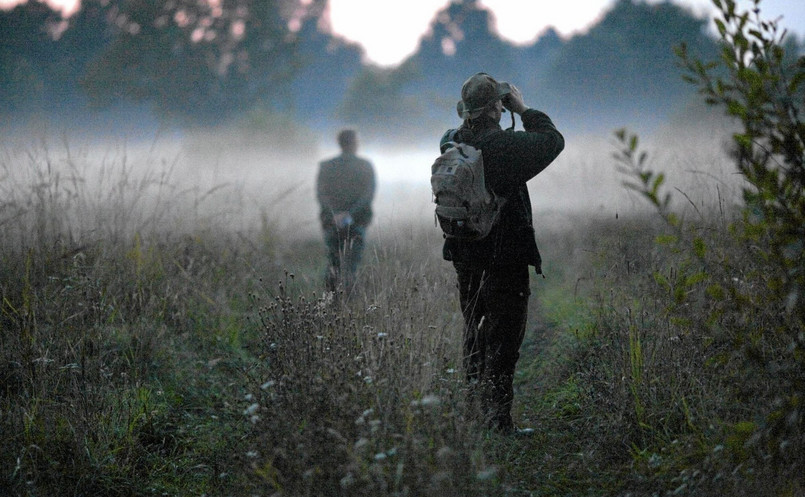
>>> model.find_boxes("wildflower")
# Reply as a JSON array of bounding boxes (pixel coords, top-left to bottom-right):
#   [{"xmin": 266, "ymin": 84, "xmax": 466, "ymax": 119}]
[
  {"xmin": 476, "ymin": 467, "xmax": 498, "ymax": 480},
  {"xmin": 411, "ymin": 394, "xmax": 441, "ymax": 408},
  {"xmin": 340, "ymin": 473, "xmax": 355, "ymax": 488},
  {"xmin": 243, "ymin": 403, "xmax": 259, "ymax": 416},
  {"xmin": 260, "ymin": 380, "xmax": 275, "ymax": 390},
  {"xmin": 431, "ymin": 471, "xmax": 450, "ymax": 485},
  {"xmin": 355, "ymin": 408, "xmax": 375, "ymax": 425},
  {"xmin": 327, "ymin": 428, "xmax": 347, "ymax": 444},
  {"xmin": 436, "ymin": 446, "xmax": 454, "ymax": 460}
]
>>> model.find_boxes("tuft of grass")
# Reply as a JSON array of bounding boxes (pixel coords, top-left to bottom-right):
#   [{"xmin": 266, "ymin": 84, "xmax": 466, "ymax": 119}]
[
  {"xmin": 242, "ymin": 262, "xmax": 499, "ymax": 495},
  {"xmin": 0, "ymin": 138, "xmax": 287, "ymax": 495},
  {"xmin": 3, "ymin": 76, "xmax": 803, "ymax": 496}
]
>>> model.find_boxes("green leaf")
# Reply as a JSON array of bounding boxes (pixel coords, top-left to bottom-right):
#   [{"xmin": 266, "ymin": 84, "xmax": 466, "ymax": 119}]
[
  {"xmin": 715, "ymin": 19, "xmax": 727, "ymax": 38},
  {"xmin": 693, "ymin": 237, "xmax": 707, "ymax": 258},
  {"xmin": 684, "ymin": 271, "xmax": 708, "ymax": 287},
  {"xmin": 651, "ymin": 173, "xmax": 665, "ymax": 194},
  {"xmin": 734, "ymin": 133, "xmax": 753, "ymax": 150},
  {"xmin": 640, "ymin": 171, "xmax": 651, "ymax": 184},
  {"xmin": 706, "ymin": 284, "xmax": 726, "ymax": 301},
  {"xmin": 732, "ymin": 420, "xmax": 757, "ymax": 436},
  {"xmin": 727, "ymin": 99, "xmax": 747, "ymax": 118},
  {"xmin": 655, "ymin": 234, "xmax": 678, "ymax": 245},
  {"xmin": 653, "ymin": 271, "xmax": 670, "ymax": 290},
  {"xmin": 667, "ymin": 213, "xmax": 680, "ymax": 227},
  {"xmin": 674, "ymin": 286, "xmax": 686, "ymax": 304}
]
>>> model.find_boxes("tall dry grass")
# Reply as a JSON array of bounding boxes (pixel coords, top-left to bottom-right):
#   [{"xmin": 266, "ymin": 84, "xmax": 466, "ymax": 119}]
[
  {"xmin": 550, "ymin": 129, "xmax": 805, "ymax": 495},
  {"xmin": 1, "ymin": 119, "xmax": 802, "ymax": 496},
  {"xmin": 0, "ymin": 135, "xmax": 514, "ymax": 496},
  {"xmin": 0, "ymin": 136, "xmax": 289, "ymax": 495}
]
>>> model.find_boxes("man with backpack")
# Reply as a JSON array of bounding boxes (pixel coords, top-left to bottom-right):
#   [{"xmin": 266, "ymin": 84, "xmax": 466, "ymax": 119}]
[
  {"xmin": 435, "ymin": 72, "xmax": 564, "ymax": 434},
  {"xmin": 316, "ymin": 129, "xmax": 376, "ymax": 294}
]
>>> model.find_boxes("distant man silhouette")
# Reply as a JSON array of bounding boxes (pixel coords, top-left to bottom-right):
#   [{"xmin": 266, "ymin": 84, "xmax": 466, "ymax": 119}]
[
  {"xmin": 316, "ymin": 129, "xmax": 376, "ymax": 294},
  {"xmin": 439, "ymin": 73, "xmax": 564, "ymax": 433}
]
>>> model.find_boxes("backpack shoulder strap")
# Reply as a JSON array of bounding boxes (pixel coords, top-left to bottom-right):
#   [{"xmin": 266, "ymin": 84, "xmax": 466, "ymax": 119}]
[
  {"xmin": 455, "ymin": 125, "xmax": 498, "ymax": 147},
  {"xmin": 440, "ymin": 129, "xmax": 459, "ymax": 152}
]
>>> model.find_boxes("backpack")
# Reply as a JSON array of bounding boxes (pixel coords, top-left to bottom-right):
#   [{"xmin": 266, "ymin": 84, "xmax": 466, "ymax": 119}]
[{"xmin": 430, "ymin": 140, "xmax": 503, "ymax": 240}]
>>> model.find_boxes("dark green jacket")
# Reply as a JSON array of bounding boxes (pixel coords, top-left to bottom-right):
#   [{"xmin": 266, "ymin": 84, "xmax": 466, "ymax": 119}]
[
  {"xmin": 439, "ymin": 108, "xmax": 564, "ymax": 273},
  {"xmin": 316, "ymin": 153, "xmax": 376, "ymax": 229}
]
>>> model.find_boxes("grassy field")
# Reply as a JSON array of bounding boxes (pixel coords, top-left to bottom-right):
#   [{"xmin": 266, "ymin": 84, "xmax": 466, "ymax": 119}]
[{"xmin": 1, "ymin": 131, "xmax": 802, "ymax": 497}]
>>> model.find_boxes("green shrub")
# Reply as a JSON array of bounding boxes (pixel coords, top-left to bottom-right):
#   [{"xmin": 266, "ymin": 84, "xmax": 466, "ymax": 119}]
[{"xmin": 599, "ymin": 0, "xmax": 804, "ymax": 490}]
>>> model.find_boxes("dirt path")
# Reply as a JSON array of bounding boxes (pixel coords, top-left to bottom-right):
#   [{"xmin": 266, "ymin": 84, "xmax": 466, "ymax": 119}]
[{"xmin": 486, "ymin": 292, "xmax": 622, "ymax": 496}]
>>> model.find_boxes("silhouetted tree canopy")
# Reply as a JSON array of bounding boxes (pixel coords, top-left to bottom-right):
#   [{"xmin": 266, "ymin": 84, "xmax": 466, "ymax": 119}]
[
  {"xmin": 5, "ymin": 0, "xmax": 801, "ymax": 135},
  {"xmin": 333, "ymin": 0, "xmax": 723, "ymax": 137},
  {"xmin": 335, "ymin": 0, "xmax": 555, "ymax": 139},
  {"xmin": 539, "ymin": 0, "xmax": 719, "ymax": 131},
  {"xmin": 80, "ymin": 0, "xmax": 318, "ymax": 124},
  {"xmin": 283, "ymin": 10, "xmax": 364, "ymax": 128},
  {"xmin": 0, "ymin": 1, "xmax": 64, "ymax": 113}
]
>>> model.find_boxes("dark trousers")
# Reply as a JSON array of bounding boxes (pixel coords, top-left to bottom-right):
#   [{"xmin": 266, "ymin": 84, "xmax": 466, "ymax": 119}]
[
  {"xmin": 455, "ymin": 262, "xmax": 530, "ymax": 431},
  {"xmin": 324, "ymin": 224, "xmax": 366, "ymax": 293}
]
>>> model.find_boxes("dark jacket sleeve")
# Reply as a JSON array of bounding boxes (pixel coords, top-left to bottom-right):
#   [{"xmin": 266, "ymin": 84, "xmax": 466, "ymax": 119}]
[
  {"xmin": 482, "ymin": 109, "xmax": 565, "ymax": 192},
  {"xmin": 316, "ymin": 160, "xmax": 334, "ymax": 212},
  {"xmin": 437, "ymin": 109, "xmax": 564, "ymax": 270}
]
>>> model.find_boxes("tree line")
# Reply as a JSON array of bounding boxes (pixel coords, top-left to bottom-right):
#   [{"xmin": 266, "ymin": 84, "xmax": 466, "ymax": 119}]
[{"xmin": 1, "ymin": 0, "xmax": 801, "ymax": 138}]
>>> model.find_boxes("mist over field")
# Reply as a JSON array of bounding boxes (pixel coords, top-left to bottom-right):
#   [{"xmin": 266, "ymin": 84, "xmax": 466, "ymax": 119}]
[
  {"xmin": 3, "ymin": 0, "xmax": 805, "ymax": 494},
  {"xmin": 1, "ymin": 112, "xmax": 743, "ymax": 258},
  {"xmin": 1, "ymin": 0, "xmax": 776, "ymax": 252}
]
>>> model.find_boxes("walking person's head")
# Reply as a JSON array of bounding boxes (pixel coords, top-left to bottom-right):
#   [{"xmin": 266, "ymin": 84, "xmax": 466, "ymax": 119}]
[
  {"xmin": 337, "ymin": 129, "xmax": 358, "ymax": 154},
  {"xmin": 456, "ymin": 73, "xmax": 511, "ymax": 123}
]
